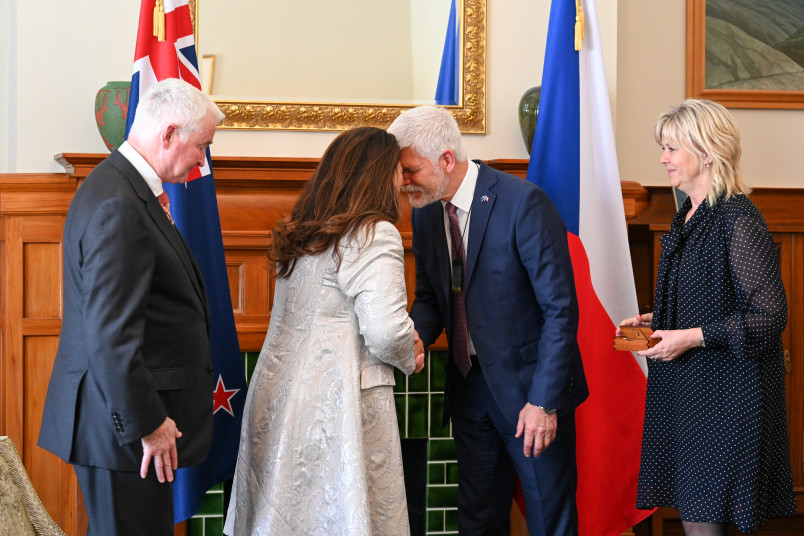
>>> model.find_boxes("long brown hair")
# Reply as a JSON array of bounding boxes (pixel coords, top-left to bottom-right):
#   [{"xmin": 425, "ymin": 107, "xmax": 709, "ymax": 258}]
[{"xmin": 270, "ymin": 127, "xmax": 401, "ymax": 278}]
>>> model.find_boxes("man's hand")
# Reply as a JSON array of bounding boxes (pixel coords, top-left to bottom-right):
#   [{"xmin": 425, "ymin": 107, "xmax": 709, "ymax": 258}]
[
  {"xmin": 140, "ymin": 417, "xmax": 182, "ymax": 482},
  {"xmin": 615, "ymin": 312, "xmax": 652, "ymax": 336},
  {"xmin": 515, "ymin": 403, "xmax": 557, "ymax": 458},
  {"xmin": 413, "ymin": 329, "xmax": 426, "ymax": 373}
]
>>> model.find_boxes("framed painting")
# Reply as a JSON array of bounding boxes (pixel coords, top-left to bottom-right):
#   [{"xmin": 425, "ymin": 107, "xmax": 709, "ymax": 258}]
[{"xmin": 686, "ymin": 0, "xmax": 804, "ymax": 109}]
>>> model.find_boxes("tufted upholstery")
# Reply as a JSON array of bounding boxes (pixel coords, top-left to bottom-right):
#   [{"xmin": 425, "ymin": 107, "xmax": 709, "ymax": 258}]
[{"xmin": 0, "ymin": 437, "xmax": 65, "ymax": 536}]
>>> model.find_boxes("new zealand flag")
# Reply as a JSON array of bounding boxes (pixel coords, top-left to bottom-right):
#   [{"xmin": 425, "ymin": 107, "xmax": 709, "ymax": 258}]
[{"xmin": 125, "ymin": 0, "xmax": 247, "ymax": 523}]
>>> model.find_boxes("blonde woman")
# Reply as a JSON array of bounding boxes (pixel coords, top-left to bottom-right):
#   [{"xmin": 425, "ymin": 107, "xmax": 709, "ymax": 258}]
[{"xmin": 618, "ymin": 99, "xmax": 795, "ymax": 535}]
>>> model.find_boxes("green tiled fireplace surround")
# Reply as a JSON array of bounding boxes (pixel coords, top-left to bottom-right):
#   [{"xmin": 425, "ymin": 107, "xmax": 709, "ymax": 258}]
[{"xmin": 187, "ymin": 350, "xmax": 459, "ymax": 536}]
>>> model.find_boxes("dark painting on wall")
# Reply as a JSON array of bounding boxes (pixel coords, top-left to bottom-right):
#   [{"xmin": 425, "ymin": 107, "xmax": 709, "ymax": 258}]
[
  {"xmin": 687, "ymin": 0, "xmax": 804, "ymax": 108},
  {"xmin": 705, "ymin": 0, "xmax": 804, "ymax": 91}
]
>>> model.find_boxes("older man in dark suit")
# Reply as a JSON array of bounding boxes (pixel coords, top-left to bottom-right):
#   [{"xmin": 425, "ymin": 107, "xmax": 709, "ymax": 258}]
[
  {"xmin": 38, "ymin": 79, "xmax": 225, "ymax": 535},
  {"xmin": 388, "ymin": 106, "xmax": 588, "ymax": 536}
]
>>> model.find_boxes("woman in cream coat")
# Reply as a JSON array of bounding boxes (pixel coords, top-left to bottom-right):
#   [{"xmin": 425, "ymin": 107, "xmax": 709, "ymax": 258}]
[{"xmin": 224, "ymin": 127, "xmax": 424, "ymax": 536}]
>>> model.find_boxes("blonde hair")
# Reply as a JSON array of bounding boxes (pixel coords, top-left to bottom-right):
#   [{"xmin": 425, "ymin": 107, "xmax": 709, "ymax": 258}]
[{"xmin": 655, "ymin": 99, "xmax": 750, "ymax": 205}]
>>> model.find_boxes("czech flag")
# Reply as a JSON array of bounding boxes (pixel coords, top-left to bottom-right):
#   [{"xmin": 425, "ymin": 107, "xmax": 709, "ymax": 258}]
[
  {"xmin": 525, "ymin": 0, "xmax": 654, "ymax": 534},
  {"xmin": 125, "ymin": 0, "xmax": 247, "ymax": 524}
]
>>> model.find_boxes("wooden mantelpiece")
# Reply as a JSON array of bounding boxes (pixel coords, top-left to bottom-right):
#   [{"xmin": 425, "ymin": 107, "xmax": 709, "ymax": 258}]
[
  {"xmin": 1, "ymin": 155, "xmax": 802, "ymax": 535},
  {"xmin": 47, "ymin": 154, "xmax": 656, "ymax": 354}
]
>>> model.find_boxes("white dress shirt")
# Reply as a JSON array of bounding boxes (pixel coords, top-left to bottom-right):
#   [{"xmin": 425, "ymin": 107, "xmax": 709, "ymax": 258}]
[{"xmin": 118, "ymin": 141, "xmax": 166, "ymax": 197}]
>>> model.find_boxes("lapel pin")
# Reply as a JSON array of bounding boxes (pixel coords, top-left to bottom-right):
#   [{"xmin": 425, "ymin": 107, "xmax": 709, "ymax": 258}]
[{"xmin": 480, "ymin": 195, "xmax": 489, "ymax": 203}]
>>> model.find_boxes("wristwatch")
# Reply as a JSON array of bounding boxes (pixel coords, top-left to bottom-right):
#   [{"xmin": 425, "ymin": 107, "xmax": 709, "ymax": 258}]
[
  {"xmin": 536, "ymin": 405, "xmax": 557, "ymax": 415},
  {"xmin": 700, "ymin": 334, "xmax": 706, "ymax": 348}
]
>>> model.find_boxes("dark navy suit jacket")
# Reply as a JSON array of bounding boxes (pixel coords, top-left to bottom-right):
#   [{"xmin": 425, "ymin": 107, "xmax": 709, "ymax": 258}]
[
  {"xmin": 410, "ymin": 161, "xmax": 588, "ymax": 425},
  {"xmin": 38, "ymin": 150, "xmax": 214, "ymax": 471}
]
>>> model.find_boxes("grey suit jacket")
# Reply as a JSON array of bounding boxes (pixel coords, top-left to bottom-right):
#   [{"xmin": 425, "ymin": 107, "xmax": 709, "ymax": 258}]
[{"xmin": 38, "ymin": 150, "xmax": 214, "ymax": 471}]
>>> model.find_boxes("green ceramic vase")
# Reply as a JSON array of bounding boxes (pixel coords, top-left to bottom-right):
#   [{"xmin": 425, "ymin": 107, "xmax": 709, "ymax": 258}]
[
  {"xmin": 518, "ymin": 85, "xmax": 541, "ymax": 154},
  {"xmin": 94, "ymin": 81, "xmax": 131, "ymax": 151}
]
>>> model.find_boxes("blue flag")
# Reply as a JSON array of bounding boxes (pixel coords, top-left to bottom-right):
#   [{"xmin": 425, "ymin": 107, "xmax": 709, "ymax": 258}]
[
  {"xmin": 125, "ymin": 0, "xmax": 247, "ymax": 524},
  {"xmin": 435, "ymin": 0, "xmax": 460, "ymax": 105}
]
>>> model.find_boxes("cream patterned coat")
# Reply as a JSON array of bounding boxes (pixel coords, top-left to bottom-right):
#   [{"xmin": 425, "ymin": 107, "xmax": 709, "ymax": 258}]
[{"xmin": 224, "ymin": 221, "xmax": 415, "ymax": 536}]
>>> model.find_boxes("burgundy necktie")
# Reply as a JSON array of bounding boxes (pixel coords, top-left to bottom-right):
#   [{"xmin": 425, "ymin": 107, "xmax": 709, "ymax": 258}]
[
  {"xmin": 446, "ymin": 202, "xmax": 471, "ymax": 376},
  {"xmin": 157, "ymin": 191, "xmax": 174, "ymax": 225}
]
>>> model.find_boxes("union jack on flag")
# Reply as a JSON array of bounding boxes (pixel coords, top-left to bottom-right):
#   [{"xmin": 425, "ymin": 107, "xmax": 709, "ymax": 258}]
[
  {"xmin": 125, "ymin": 0, "xmax": 247, "ymax": 524},
  {"xmin": 126, "ymin": 0, "xmax": 208, "ymax": 182}
]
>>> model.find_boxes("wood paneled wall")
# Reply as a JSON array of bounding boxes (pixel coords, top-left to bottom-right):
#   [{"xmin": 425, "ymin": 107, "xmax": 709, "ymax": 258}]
[
  {"xmin": 0, "ymin": 173, "xmax": 85, "ymax": 533},
  {"xmin": 1, "ymin": 155, "xmax": 801, "ymax": 535}
]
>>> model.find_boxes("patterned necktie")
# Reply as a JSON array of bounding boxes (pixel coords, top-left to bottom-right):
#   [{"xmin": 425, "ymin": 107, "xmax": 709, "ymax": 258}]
[
  {"xmin": 446, "ymin": 202, "xmax": 471, "ymax": 376},
  {"xmin": 157, "ymin": 191, "xmax": 174, "ymax": 225}
]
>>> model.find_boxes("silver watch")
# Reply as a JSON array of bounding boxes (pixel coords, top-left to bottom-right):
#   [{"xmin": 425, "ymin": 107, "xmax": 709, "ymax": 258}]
[{"xmin": 536, "ymin": 405, "xmax": 557, "ymax": 415}]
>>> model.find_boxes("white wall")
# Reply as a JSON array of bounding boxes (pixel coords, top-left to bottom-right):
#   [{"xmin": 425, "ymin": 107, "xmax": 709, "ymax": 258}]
[
  {"xmin": 6, "ymin": 0, "xmax": 141, "ymax": 173},
  {"xmin": 3, "ymin": 0, "xmax": 802, "ymax": 188},
  {"xmin": 2, "ymin": 0, "xmax": 545, "ymax": 172},
  {"xmin": 1, "ymin": 0, "xmax": 15, "ymax": 171},
  {"xmin": 615, "ymin": 0, "xmax": 804, "ymax": 188}
]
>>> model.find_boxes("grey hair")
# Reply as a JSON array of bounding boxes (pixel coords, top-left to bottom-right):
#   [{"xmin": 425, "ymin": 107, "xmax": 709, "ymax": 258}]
[
  {"xmin": 129, "ymin": 78, "xmax": 225, "ymax": 141},
  {"xmin": 387, "ymin": 106, "xmax": 467, "ymax": 164},
  {"xmin": 655, "ymin": 99, "xmax": 750, "ymax": 205}
]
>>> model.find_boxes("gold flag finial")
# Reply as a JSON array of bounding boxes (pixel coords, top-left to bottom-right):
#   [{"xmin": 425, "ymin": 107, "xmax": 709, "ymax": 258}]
[
  {"xmin": 153, "ymin": 0, "xmax": 166, "ymax": 42},
  {"xmin": 575, "ymin": 0, "xmax": 585, "ymax": 51}
]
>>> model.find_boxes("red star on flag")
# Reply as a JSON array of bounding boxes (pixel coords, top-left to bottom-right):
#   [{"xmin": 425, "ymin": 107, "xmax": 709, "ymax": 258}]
[{"xmin": 212, "ymin": 375, "xmax": 240, "ymax": 416}]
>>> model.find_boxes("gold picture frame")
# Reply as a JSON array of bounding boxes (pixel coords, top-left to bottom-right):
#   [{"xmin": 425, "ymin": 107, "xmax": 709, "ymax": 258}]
[
  {"xmin": 686, "ymin": 0, "xmax": 804, "ymax": 109},
  {"xmin": 189, "ymin": 0, "xmax": 487, "ymax": 132}
]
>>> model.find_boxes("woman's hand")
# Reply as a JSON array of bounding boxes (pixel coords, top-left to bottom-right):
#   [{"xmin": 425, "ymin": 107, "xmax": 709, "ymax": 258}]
[
  {"xmin": 413, "ymin": 329, "xmax": 425, "ymax": 373},
  {"xmin": 616, "ymin": 312, "xmax": 653, "ymax": 336},
  {"xmin": 639, "ymin": 327, "xmax": 703, "ymax": 362}
]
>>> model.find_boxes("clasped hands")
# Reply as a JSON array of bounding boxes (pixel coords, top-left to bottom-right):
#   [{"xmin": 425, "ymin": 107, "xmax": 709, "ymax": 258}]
[
  {"xmin": 140, "ymin": 329, "xmax": 427, "ymax": 484},
  {"xmin": 616, "ymin": 312, "xmax": 702, "ymax": 362}
]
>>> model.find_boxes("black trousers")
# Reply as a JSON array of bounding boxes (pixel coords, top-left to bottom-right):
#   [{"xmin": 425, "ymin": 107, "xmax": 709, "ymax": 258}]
[
  {"xmin": 450, "ymin": 358, "xmax": 579, "ymax": 536},
  {"xmin": 73, "ymin": 464, "xmax": 174, "ymax": 536}
]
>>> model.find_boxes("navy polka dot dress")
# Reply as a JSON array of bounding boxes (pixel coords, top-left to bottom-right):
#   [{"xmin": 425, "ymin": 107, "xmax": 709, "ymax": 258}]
[{"xmin": 635, "ymin": 194, "xmax": 796, "ymax": 533}]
